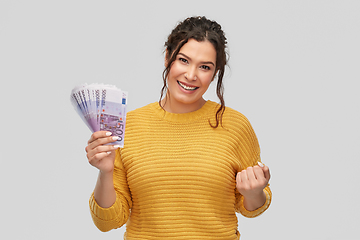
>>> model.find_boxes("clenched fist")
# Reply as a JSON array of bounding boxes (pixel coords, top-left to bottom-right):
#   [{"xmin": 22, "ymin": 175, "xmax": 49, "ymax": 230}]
[{"xmin": 236, "ymin": 162, "xmax": 270, "ymax": 211}]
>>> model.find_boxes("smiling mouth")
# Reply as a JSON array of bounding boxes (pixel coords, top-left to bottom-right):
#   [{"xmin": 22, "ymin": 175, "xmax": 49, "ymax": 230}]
[{"xmin": 177, "ymin": 81, "xmax": 199, "ymax": 91}]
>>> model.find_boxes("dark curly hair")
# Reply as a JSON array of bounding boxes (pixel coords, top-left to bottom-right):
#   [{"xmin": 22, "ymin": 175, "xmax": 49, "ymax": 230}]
[{"xmin": 160, "ymin": 16, "xmax": 228, "ymax": 128}]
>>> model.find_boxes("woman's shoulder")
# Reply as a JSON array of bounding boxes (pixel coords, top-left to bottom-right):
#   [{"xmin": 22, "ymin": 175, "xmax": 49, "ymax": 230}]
[
  {"xmin": 221, "ymin": 104, "xmax": 254, "ymax": 131},
  {"xmin": 208, "ymin": 101, "xmax": 247, "ymax": 122},
  {"xmin": 127, "ymin": 102, "xmax": 158, "ymax": 117},
  {"xmin": 207, "ymin": 101, "xmax": 246, "ymax": 118},
  {"xmin": 224, "ymin": 105, "xmax": 247, "ymax": 118}
]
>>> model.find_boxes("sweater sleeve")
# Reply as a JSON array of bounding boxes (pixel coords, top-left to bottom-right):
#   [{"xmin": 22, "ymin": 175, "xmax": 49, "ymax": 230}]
[
  {"xmin": 89, "ymin": 149, "xmax": 132, "ymax": 232},
  {"xmin": 230, "ymin": 111, "xmax": 272, "ymax": 217},
  {"xmin": 235, "ymin": 185, "xmax": 272, "ymax": 218}
]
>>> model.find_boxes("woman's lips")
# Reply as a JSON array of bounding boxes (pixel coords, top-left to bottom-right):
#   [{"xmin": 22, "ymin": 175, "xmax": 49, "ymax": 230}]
[{"xmin": 177, "ymin": 81, "xmax": 199, "ymax": 91}]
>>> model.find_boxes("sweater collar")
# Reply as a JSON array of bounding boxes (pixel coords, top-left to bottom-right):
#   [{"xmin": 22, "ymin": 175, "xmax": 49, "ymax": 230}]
[{"xmin": 152, "ymin": 100, "xmax": 217, "ymax": 123}]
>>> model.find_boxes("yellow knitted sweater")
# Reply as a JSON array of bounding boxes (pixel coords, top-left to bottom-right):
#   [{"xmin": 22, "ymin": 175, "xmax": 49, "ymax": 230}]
[{"xmin": 89, "ymin": 100, "xmax": 271, "ymax": 240}]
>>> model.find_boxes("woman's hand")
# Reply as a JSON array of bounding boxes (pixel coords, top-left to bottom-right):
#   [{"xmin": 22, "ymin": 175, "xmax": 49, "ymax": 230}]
[
  {"xmin": 236, "ymin": 162, "xmax": 270, "ymax": 211},
  {"xmin": 85, "ymin": 131, "xmax": 120, "ymax": 173}
]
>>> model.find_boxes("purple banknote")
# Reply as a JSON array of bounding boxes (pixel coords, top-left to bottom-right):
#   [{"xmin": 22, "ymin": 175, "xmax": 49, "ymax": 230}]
[{"xmin": 71, "ymin": 83, "xmax": 128, "ymax": 147}]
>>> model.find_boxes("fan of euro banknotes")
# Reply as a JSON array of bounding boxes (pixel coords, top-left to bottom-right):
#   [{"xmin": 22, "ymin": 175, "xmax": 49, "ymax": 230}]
[{"xmin": 70, "ymin": 83, "xmax": 128, "ymax": 147}]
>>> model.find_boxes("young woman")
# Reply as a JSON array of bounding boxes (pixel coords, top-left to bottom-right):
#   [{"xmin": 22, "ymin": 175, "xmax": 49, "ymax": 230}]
[{"xmin": 85, "ymin": 16, "xmax": 271, "ymax": 240}]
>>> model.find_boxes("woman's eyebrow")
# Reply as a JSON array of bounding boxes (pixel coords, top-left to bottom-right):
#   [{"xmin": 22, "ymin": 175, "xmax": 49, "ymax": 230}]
[{"xmin": 178, "ymin": 53, "xmax": 215, "ymax": 66}]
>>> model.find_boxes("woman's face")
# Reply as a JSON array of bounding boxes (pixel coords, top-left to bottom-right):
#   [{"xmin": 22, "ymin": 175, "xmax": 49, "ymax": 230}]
[{"xmin": 165, "ymin": 39, "xmax": 217, "ymax": 113}]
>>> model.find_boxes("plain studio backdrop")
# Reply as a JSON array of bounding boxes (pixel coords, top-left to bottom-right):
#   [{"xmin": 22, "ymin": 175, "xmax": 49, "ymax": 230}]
[{"xmin": 0, "ymin": 1, "xmax": 359, "ymax": 239}]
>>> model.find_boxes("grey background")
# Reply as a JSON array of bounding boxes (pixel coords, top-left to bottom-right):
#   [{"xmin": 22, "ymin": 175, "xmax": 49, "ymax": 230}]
[{"xmin": 1, "ymin": 0, "xmax": 359, "ymax": 239}]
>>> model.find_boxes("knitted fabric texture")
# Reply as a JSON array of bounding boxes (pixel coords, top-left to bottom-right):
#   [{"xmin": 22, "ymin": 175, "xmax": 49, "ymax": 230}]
[{"xmin": 89, "ymin": 101, "xmax": 272, "ymax": 240}]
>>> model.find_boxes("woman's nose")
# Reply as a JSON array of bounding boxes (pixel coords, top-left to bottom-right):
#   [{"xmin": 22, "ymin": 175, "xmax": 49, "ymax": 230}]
[{"xmin": 185, "ymin": 67, "xmax": 197, "ymax": 81}]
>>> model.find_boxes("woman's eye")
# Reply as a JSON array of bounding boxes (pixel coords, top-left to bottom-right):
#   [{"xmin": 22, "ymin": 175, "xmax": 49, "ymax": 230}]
[
  {"xmin": 179, "ymin": 58, "xmax": 188, "ymax": 63},
  {"xmin": 201, "ymin": 65, "xmax": 211, "ymax": 70}
]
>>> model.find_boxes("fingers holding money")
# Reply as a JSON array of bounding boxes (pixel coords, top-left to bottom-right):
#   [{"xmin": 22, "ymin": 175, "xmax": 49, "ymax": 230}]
[
  {"xmin": 87, "ymin": 131, "xmax": 112, "ymax": 145},
  {"xmin": 87, "ymin": 132, "xmax": 119, "ymax": 150},
  {"xmin": 85, "ymin": 131, "xmax": 120, "ymax": 172},
  {"xmin": 87, "ymin": 144, "xmax": 119, "ymax": 159}
]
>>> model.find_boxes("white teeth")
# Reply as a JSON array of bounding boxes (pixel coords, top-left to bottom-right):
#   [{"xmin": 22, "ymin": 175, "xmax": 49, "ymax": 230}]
[{"xmin": 178, "ymin": 81, "xmax": 197, "ymax": 90}]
